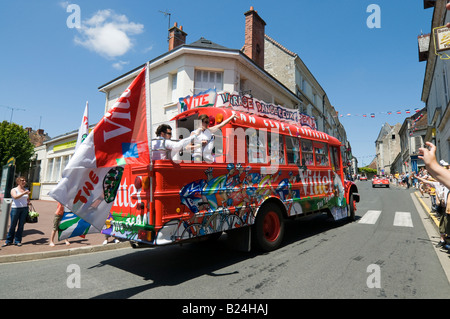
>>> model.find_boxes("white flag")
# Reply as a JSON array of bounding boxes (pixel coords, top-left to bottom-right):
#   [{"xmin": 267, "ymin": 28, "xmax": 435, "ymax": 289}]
[{"xmin": 76, "ymin": 102, "xmax": 89, "ymax": 150}]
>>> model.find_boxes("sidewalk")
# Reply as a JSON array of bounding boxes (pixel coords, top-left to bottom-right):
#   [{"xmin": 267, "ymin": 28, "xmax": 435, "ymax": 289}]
[
  {"xmin": 413, "ymin": 190, "xmax": 441, "ymax": 230},
  {"xmin": 0, "ymin": 200, "xmax": 130, "ymax": 263}
]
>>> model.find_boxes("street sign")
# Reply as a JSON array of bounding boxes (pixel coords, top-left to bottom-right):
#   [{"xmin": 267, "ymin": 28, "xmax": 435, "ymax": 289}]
[{"xmin": 433, "ymin": 25, "xmax": 450, "ymax": 60}]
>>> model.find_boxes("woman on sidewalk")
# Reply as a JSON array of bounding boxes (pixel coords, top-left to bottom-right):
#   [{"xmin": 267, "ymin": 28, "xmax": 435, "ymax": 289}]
[{"xmin": 2, "ymin": 177, "xmax": 30, "ymax": 247}]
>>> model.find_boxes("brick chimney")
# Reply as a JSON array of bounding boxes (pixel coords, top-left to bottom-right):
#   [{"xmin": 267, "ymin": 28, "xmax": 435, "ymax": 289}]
[
  {"xmin": 168, "ymin": 22, "xmax": 187, "ymax": 51},
  {"xmin": 243, "ymin": 6, "xmax": 266, "ymax": 69}
]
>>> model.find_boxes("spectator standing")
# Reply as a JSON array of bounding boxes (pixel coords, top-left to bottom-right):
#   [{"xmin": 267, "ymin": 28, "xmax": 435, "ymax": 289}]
[{"xmin": 2, "ymin": 177, "xmax": 30, "ymax": 247}]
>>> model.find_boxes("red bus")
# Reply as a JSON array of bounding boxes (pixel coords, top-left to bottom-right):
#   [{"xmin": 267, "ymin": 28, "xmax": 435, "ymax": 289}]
[{"xmin": 102, "ymin": 97, "xmax": 360, "ymax": 252}]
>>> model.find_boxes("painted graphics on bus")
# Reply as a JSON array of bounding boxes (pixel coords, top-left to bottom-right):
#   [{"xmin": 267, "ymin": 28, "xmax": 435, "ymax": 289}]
[{"xmin": 102, "ymin": 160, "xmax": 348, "ymax": 245}]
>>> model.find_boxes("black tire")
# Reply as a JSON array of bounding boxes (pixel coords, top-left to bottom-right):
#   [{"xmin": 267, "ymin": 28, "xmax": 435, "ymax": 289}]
[
  {"xmin": 253, "ymin": 203, "xmax": 284, "ymax": 252},
  {"xmin": 348, "ymin": 193, "xmax": 356, "ymax": 221}
]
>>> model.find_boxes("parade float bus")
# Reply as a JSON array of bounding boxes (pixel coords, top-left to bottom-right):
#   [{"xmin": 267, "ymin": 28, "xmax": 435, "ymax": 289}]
[{"xmin": 102, "ymin": 91, "xmax": 360, "ymax": 252}]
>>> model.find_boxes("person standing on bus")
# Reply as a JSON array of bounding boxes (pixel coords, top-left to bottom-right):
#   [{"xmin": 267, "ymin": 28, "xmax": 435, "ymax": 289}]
[
  {"xmin": 192, "ymin": 113, "xmax": 237, "ymax": 162},
  {"xmin": 151, "ymin": 124, "xmax": 199, "ymax": 160}
]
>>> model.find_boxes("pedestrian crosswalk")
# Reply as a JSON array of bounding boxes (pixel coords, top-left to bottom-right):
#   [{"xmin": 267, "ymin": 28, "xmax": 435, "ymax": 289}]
[
  {"xmin": 358, "ymin": 210, "xmax": 414, "ymax": 227},
  {"xmin": 358, "ymin": 210, "xmax": 381, "ymax": 225}
]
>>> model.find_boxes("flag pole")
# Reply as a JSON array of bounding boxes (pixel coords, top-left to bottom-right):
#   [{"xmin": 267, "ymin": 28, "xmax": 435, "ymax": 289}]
[
  {"xmin": 145, "ymin": 62, "xmax": 152, "ymax": 159},
  {"xmin": 145, "ymin": 62, "xmax": 154, "ymax": 225}
]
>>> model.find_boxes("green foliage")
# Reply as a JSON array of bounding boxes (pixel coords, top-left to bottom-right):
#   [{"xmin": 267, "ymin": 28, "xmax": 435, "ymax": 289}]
[
  {"xmin": 359, "ymin": 166, "xmax": 377, "ymax": 174},
  {"xmin": 0, "ymin": 121, "xmax": 35, "ymax": 173}
]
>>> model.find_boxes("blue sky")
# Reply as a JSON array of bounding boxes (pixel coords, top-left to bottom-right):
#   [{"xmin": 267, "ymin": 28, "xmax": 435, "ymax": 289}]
[{"xmin": 0, "ymin": 0, "xmax": 433, "ymax": 166}]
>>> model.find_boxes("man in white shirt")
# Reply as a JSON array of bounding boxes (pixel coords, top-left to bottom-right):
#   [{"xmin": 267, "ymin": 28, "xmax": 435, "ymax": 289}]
[{"xmin": 151, "ymin": 124, "xmax": 199, "ymax": 160}]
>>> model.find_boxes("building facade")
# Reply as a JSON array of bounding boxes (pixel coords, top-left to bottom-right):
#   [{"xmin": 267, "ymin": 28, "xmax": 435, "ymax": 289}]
[
  {"xmin": 36, "ymin": 7, "xmax": 353, "ymax": 200},
  {"xmin": 396, "ymin": 111, "xmax": 427, "ymax": 174},
  {"xmin": 375, "ymin": 123, "xmax": 401, "ymax": 175},
  {"xmin": 421, "ymin": 0, "xmax": 450, "ymax": 163}
]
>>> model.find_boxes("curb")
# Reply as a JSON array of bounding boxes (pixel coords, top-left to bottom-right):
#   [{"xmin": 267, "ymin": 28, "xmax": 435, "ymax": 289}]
[
  {"xmin": 414, "ymin": 191, "xmax": 440, "ymax": 229},
  {"xmin": 0, "ymin": 242, "xmax": 132, "ymax": 264}
]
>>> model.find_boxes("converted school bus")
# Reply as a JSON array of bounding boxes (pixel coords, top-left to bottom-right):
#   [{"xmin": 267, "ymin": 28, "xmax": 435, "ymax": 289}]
[{"xmin": 102, "ymin": 91, "xmax": 360, "ymax": 252}]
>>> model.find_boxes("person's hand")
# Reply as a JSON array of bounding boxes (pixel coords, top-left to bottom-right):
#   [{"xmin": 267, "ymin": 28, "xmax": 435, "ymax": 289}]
[{"xmin": 419, "ymin": 142, "xmax": 437, "ymax": 167}]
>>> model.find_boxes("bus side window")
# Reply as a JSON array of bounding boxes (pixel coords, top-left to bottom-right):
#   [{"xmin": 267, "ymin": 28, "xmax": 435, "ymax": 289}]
[
  {"xmin": 330, "ymin": 146, "xmax": 340, "ymax": 172},
  {"xmin": 301, "ymin": 140, "xmax": 314, "ymax": 166},
  {"xmin": 314, "ymin": 142, "xmax": 330, "ymax": 167},
  {"xmin": 285, "ymin": 136, "xmax": 300, "ymax": 165},
  {"xmin": 268, "ymin": 131, "xmax": 285, "ymax": 165},
  {"xmin": 246, "ymin": 128, "xmax": 266, "ymax": 164}
]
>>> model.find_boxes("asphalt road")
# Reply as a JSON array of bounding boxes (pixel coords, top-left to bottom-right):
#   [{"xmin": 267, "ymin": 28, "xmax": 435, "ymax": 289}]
[{"xmin": 1, "ymin": 181, "xmax": 449, "ymax": 301}]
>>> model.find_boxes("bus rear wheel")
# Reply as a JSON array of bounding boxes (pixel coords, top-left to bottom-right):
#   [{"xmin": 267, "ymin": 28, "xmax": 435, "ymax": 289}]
[{"xmin": 253, "ymin": 203, "xmax": 284, "ymax": 252}]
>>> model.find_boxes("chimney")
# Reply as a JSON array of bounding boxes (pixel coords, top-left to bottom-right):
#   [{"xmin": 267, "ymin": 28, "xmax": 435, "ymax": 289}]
[
  {"xmin": 168, "ymin": 22, "xmax": 187, "ymax": 51},
  {"xmin": 243, "ymin": 6, "xmax": 266, "ymax": 69},
  {"xmin": 25, "ymin": 127, "xmax": 32, "ymax": 134},
  {"xmin": 37, "ymin": 129, "xmax": 44, "ymax": 136}
]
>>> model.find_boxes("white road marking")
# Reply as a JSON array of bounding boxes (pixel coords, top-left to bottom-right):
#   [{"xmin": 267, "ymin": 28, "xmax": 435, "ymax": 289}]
[
  {"xmin": 358, "ymin": 210, "xmax": 382, "ymax": 224},
  {"xmin": 393, "ymin": 212, "xmax": 413, "ymax": 227}
]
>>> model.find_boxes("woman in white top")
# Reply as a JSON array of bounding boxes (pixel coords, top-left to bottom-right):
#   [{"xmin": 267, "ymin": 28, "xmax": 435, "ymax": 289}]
[
  {"xmin": 192, "ymin": 113, "xmax": 237, "ymax": 163},
  {"xmin": 2, "ymin": 176, "xmax": 30, "ymax": 247}
]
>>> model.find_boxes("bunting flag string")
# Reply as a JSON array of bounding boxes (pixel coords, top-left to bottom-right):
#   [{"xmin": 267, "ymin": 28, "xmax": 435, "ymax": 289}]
[
  {"xmin": 335, "ymin": 107, "xmax": 422, "ymax": 119},
  {"xmin": 409, "ymin": 113, "xmax": 425, "ymax": 136}
]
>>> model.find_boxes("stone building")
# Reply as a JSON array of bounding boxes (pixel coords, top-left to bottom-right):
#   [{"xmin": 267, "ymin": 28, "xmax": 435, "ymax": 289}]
[
  {"xmin": 391, "ymin": 110, "xmax": 428, "ymax": 174},
  {"xmin": 375, "ymin": 123, "xmax": 401, "ymax": 175}
]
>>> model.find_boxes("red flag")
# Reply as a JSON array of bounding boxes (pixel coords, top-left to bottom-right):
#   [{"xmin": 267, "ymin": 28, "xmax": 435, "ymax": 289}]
[{"xmin": 93, "ymin": 68, "xmax": 149, "ymax": 167}]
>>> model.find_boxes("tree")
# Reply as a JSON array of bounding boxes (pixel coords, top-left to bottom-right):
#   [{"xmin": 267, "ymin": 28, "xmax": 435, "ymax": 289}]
[{"xmin": 0, "ymin": 121, "xmax": 35, "ymax": 174}]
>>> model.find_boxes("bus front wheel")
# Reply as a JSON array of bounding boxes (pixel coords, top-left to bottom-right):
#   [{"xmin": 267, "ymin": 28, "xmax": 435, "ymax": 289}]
[
  {"xmin": 347, "ymin": 193, "xmax": 356, "ymax": 221},
  {"xmin": 253, "ymin": 203, "xmax": 284, "ymax": 252}
]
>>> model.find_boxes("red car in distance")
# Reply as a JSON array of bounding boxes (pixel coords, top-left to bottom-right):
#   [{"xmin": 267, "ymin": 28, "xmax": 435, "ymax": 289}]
[{"xmin": 372, "ymin": 175, "xmax": 390, "ymax": 188}]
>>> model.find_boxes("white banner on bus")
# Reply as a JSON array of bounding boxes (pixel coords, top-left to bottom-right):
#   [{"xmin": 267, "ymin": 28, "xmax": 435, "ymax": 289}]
[{"xmin": 178, "ymin": 89, "xmax": 317, "ymax": 130}]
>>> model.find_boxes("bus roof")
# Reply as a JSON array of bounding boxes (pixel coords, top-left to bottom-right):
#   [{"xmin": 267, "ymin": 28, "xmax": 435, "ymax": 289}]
[{"xmin": 171, "ymin": 107, "xmax": 341, "ymax": 146}]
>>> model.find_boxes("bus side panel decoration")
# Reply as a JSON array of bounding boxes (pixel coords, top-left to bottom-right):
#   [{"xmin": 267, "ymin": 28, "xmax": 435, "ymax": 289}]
[{"xmin": 103, "ymin": 165, "xmax": 154, "ymax": 243}]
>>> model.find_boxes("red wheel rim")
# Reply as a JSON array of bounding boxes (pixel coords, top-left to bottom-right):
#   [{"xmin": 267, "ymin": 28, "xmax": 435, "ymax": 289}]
[{"xmin": 263, "ymin": 211, "xmax": 280, "ymax": 242}]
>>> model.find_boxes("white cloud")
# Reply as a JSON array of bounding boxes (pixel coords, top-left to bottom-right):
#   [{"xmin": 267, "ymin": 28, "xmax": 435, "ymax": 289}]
[
  {"xmin": 74, "ymin": 9, "xmax": 144, "ymax": 59},
  {"xmin": 112, "ymin": 60, "xmax": 130, "ymax": 70},
  {"xmin": 58, "ymin": 1, "xmax": 70, "ymax": 9}
]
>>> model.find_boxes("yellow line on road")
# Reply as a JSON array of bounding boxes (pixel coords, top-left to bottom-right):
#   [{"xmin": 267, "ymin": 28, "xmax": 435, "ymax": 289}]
[{"xmin": 414, "ymin": 191, "xmax": 440, "ymax": 227}]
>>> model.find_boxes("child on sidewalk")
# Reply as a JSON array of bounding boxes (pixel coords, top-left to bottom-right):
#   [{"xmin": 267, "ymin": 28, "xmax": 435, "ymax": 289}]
[{"xmin": 49, "ymin": 202, "xmax": 70, "ymax": 247}]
